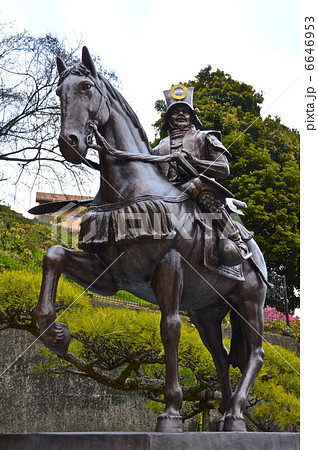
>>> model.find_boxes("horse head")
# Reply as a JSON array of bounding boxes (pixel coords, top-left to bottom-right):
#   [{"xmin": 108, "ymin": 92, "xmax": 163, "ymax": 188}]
[{"xmin": 56, "ymin": 47, "xmax": 110, "ymax": 164}]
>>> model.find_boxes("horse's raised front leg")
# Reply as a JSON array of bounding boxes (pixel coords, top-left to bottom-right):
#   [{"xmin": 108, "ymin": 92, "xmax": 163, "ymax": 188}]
[
  {"xmin": 34, "ymin": 245, "xmax": 117, "ymax": 356},
  {"xmin": 151, "ymin": 249, "xmax": 183, "ymax": 433}
]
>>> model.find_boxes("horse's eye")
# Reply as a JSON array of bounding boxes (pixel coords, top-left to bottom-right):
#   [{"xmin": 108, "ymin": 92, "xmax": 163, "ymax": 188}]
[{"xmin": 82, "ymin": 82, "xmax": 92, "ymax": 91}]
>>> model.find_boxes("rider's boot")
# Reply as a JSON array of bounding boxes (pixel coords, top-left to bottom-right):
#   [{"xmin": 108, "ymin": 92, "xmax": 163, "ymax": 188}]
[
  {"xmin": 216, "ymin": 206, "xmax": 252, "ymax": 266},
  {"xmin": 218, "ymin": 230, "xmax": 252, "ymax": 266}
]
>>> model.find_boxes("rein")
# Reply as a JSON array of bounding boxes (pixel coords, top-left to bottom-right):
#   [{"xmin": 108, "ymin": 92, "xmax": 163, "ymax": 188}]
[
  {"xmin": 90, "ymin": 123, "xmax": 183, "ymax": 165},
  {"xmin": 89, "ymin": 126, "xmax": 234, "ymax": 200}
]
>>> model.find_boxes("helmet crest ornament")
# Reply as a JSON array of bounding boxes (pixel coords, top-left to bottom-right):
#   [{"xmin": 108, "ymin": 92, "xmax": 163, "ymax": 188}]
[{"xmin": 162, "ymin": 84, "xmax": 202, "ymax": 130}]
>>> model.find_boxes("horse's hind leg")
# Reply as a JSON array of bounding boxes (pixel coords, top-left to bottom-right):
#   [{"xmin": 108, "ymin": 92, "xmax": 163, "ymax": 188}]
[
  {"xmin": 35, "ymin": 245, "xmax": 117, "ymax": 355},
  {"xmin": 224, "ymin": 269, "xmax": 266, "ymax": 431},
  {"xmin": 189, "ymin": 302, "xmax": 232, "ymax": 430},
  {"xmin": 151, "ymin": 249, "xmax": 183, "ymax": 433}
]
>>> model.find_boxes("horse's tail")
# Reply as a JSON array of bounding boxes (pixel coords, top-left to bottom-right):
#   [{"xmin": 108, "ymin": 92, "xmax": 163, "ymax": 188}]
[{"xmin": 228, "ymin": 309, "xmax": 248, "ymax": 373}]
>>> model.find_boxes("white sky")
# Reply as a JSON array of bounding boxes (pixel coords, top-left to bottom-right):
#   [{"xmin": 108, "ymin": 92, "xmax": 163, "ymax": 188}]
[
  {"xmin": 0, "ymin": 0, "xmax": 302, "ymax": 213},
  {"xmin": 1, "ymin": 0, "xmax": 300, "ymax": 138}
]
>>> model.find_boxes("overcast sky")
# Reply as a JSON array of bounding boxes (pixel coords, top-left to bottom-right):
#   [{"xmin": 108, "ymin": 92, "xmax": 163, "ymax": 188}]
[
  {"xmin": 1, "ymin": 0, "xmax": 300, "ymax": 212},
  {"xmin": 2, "ymin": 0, "xmax": 300, "ymax": 135}
]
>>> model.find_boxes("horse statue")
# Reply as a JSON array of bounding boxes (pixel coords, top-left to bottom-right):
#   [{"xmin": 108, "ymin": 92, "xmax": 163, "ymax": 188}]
[{"xmin": 33, "ymin": 47, "xmax": 268, "ymax": 433}]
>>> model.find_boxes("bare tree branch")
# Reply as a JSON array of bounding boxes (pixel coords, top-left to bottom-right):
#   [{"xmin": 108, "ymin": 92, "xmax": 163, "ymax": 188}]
[{"xmin": 0, "ymin": 23, "xmax": 117, "ymax": 193}]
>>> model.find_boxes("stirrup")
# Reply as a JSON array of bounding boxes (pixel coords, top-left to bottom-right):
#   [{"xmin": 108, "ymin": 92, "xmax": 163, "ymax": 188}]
[{"xmin": 218, "ymin": 239, "xmax": 252, "ymax": 266}]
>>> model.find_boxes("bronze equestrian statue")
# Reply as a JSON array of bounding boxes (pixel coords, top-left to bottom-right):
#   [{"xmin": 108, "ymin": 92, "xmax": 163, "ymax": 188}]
[{"xmin": 33, "ymin": 47, "xmax": 269, "ymax": 433}]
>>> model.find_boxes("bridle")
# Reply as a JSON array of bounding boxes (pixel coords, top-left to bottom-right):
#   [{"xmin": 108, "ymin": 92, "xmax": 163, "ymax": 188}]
[
  {"xmin": 84, "ymin": 74, "xmax": 110, "ymax": 147},
  {"xmin": 90, "ymin": 75, "xmax": 110, "ymax": 120},
  {"xmin": 58, "ymin": 64, "xmax": 110, "ymax": 133},
  {"xmin": 58, "ymin": 65, "xmax": 110, "ymax": 170}
]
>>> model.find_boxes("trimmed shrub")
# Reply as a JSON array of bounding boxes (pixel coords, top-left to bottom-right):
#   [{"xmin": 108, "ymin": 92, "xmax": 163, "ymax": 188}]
[{"xmin": 0, "ymin": 270, "xmax": 300, "ymax": 432}]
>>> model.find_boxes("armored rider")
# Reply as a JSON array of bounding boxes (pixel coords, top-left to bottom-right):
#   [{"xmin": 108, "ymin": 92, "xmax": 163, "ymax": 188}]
[{"xmin": 152, "ymin": 84, "xmax": 252, "ymax": 266}]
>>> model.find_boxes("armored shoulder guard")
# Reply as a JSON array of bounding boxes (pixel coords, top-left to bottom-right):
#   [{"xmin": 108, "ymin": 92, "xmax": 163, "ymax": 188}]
[{"xmin": 205, "ymin": 131, "xmax": 232, "ymax": 161}]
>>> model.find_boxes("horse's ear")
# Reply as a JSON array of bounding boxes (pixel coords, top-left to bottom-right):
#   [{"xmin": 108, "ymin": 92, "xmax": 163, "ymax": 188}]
[
  {"xmin": 82, "ymin": 46, "xmax": 97, "ymax": 78},
  {"xmin": 56, "ymin": 57, "xmax": 67, "ymax": 76}
]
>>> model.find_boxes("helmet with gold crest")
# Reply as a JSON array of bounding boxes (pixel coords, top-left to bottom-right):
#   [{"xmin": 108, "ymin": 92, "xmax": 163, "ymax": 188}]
[{"xmin": 162, "ymin": 84, "xmax": 202, "ymax": 131}]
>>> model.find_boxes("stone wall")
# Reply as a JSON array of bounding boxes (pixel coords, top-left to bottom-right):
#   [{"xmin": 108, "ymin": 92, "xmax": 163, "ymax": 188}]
[
  {"xmin": 0, "ymin": 329, "xmax": 157, "ymax": 433},
  {"xmin": 222, "ymin": 326, "xmax": 299, "ymax": 356},
  {"xmin": 0, "ymin": 326, "xmax": 298, "ymax": 433},
  {"xmin": 263, "ymin": 331, "xmax": 299, "ymax": 356}
]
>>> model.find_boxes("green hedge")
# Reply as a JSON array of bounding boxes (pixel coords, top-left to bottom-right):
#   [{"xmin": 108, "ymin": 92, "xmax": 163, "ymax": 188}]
[{"xmin": 0, "ymin": 270, "xmax": 300, "ymax": 431}]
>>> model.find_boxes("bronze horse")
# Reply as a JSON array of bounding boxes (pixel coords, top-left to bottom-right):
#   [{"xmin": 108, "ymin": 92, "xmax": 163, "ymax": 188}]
[{"xmin": 34, "ymin": 47, "xmax": 267, "ymax": 432}]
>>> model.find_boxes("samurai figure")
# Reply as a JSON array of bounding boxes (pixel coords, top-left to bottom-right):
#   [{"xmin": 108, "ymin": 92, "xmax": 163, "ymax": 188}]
[{"xmin": 152, "ymin": 84, "xmax": 252, "ymax": 266}]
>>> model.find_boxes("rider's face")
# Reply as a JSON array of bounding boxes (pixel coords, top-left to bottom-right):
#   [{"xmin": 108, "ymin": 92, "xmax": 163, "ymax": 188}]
[{"xmin": 169, "ymin": 105, "xmax": 192, "ymax": 128}]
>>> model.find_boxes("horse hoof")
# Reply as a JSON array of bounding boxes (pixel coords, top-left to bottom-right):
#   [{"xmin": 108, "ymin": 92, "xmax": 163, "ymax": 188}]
[
  {"xmin": 41, "ymin": 322, "xmax": 71, "ymax": 356},
  {"xmin": 155, "ymin": 414, "xmax": 183, "ymax": 433},
  {"xmin": 216, "ymin": 417, "xmax": 225, "ymax": 431},
  {"xmin": 223, "ymin": 415, "xmax": 247, "ymax": 432}
]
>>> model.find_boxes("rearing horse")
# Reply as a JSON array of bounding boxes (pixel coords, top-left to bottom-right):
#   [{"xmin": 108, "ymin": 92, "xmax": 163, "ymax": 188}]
[{"xmin": 34, "ymin": 47, "xmax": 267, "ymax": 432}]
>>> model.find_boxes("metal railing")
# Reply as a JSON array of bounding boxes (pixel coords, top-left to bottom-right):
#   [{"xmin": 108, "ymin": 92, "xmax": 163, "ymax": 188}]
[{"xmin": 266, "ymin": 272, "xmax": 290, "ymax": 326}]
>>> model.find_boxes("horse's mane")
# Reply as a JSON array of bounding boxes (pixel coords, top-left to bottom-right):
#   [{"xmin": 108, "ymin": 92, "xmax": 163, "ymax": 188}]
[
  {"xmin": 99, "ymin": 74, "xmax": 152, "ymax": 153},
  {"xmin": 58, "ymin": 63, "xmax": 152, "ymax": 153}
]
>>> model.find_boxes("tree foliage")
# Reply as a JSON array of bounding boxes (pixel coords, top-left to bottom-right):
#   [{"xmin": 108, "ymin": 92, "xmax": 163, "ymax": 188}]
[
  {"xmin": 152, "ymin": 66, "xmax": 300, "ymax": 308},
  {"xmin": 0, "ymin": 209, "xmax": 77, "ymax": 272}
]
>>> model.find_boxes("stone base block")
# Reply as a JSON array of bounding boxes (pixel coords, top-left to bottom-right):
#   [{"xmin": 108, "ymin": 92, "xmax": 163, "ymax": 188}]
[{"xmin": 0, "ymin": 431, "xmax": 300, "ymax": 450}]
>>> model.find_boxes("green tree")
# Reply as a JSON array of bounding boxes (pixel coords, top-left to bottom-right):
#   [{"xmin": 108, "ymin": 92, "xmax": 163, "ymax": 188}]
[{"xmin": 152, "ymin": 66, "xmax": 300, "ymax": 309}]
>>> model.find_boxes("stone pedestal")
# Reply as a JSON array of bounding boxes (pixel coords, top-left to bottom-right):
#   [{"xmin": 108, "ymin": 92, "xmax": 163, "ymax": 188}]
[{"xmin": 0, "ymin": 432, "xmax": 300, "ymax": 450}]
